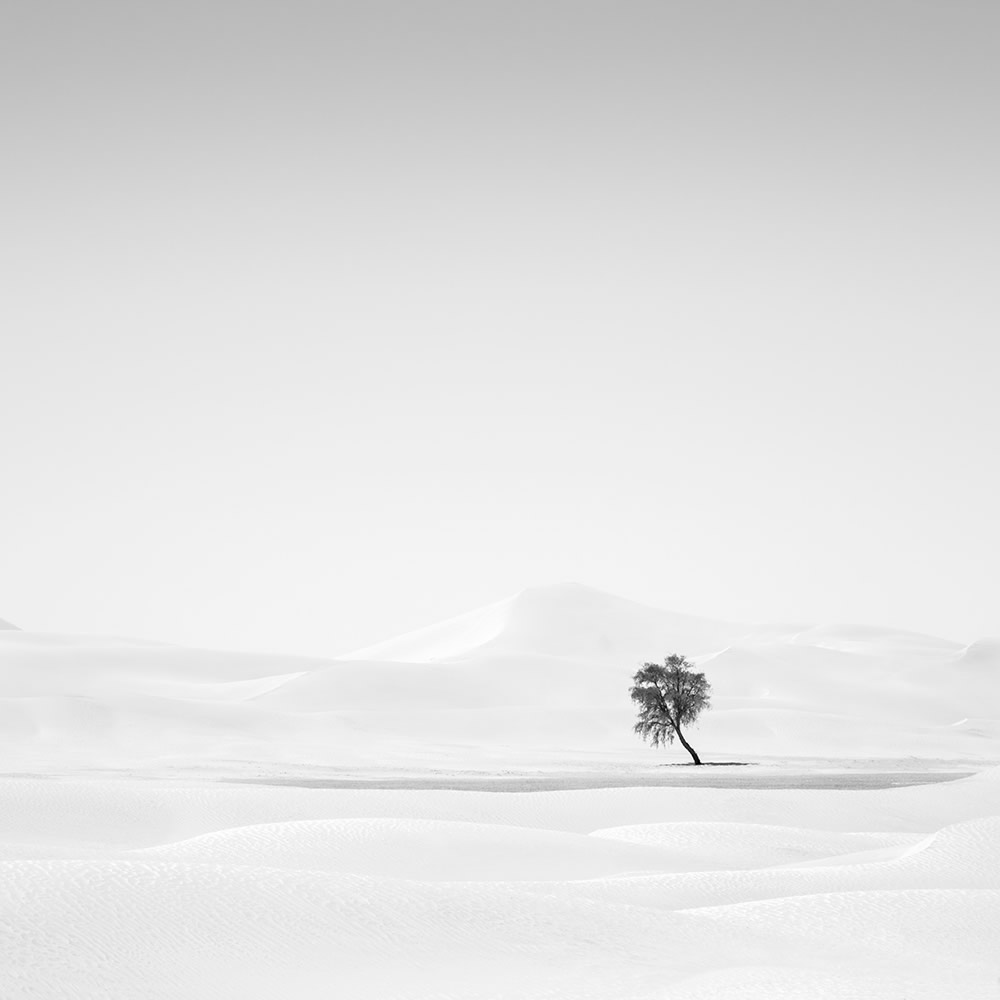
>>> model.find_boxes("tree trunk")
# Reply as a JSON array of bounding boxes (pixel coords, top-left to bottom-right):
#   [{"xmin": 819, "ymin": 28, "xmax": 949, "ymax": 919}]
[{"xmin": 674, "ymin": 723, "xmax": 702, "ymax": 765}]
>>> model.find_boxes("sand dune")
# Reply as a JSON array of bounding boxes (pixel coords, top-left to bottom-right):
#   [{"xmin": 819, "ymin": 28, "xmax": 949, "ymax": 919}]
[
  {"xmin": 957, "ymin": 637, "xmax": 1000, "ymax": 667},
  {"xmin": 590, "ymin": 821, "xmax": 921, "ymax": 870},
  {"xmin": 0, "ymin": 771, "xmax": 998, "ymax": 999},
  {"xmin": 343, "ymin": 583, "xmax": 753, "ymax": 663},
  {"xmin": 133, "ymin": 816, "xmax": 709, "ymax": 879},
  {"xmin": 523, "ymin": 816, "xmax": 1000, "ymax": 913},
  {"xmin": 2, "ymin": 858, "xmax": 993, "ymax": 999},
  {"xmin": 0, "ymin": 856, "xmax": 878, "ymax": 1000},
  {"xmin": 2, "ymin": 584, "xmax": 997, "ymax": 767},
  {"xmin": 1, "ymin": 587, "xmax": 998, "ymax": 997}
]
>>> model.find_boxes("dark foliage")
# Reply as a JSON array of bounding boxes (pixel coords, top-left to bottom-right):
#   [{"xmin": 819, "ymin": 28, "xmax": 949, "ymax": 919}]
[{"xmin": 630, "ymin": 654, "xmax": 711, "ymax": 764}]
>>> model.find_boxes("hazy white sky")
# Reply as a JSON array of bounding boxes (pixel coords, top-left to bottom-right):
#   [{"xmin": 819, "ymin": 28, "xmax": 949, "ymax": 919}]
[{"xmin": 2, "ymin": 1, "xmax": 997, "ymax": 656}]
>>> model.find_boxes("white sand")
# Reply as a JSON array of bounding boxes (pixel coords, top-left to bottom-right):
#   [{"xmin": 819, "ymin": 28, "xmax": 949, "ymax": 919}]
[
  {"xmin": 0, "ymin": 585, "xmax": 998, "ymax": 997},
  {"xmin": 0, "ymin": 771, "xmax": 998, "ymax": 998}
]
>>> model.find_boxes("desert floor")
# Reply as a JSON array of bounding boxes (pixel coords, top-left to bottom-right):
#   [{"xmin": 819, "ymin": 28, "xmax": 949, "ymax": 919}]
[
  {"xmin": 3, "ymin": 587, "xmax": 998, "ymax": 997},
  {"xmin": 2, "ymin": 757, "xmax": 999, "ymax": 1000}
]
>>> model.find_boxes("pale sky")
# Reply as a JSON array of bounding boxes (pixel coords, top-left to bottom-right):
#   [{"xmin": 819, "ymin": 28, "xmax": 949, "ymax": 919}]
[{"xmin": 2, "ymin": 1, "xmax": 997, "ymax": 656}]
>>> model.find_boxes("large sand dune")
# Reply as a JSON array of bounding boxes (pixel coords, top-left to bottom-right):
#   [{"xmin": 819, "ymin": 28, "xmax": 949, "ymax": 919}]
[
  {"xmin": 1, "ymin": 584, "xmax": 996, "ymax": 768},
  {"xmin": 1, "ymin": 585, "xmax": 998, "ymax": 997}
]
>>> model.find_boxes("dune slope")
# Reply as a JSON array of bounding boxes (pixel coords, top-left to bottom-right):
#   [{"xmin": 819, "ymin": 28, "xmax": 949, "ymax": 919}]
[{"xmin": 1, "ymin": 584, "xmax": 995, "ymax": 767}]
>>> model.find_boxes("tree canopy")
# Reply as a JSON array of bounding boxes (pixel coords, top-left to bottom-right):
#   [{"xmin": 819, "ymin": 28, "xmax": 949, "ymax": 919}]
[{"xmin": 630, "ymin": 654, "xmax": 711, "ymax": 765}]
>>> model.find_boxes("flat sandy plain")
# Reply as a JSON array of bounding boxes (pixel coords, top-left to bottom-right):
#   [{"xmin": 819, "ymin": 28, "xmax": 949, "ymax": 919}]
[{"xmin": 224, "ymin": 762, "xmax": 975, "ymax": 791}]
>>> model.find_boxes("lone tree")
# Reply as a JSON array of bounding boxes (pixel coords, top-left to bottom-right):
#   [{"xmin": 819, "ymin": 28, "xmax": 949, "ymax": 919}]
[{"xmin": 630, "ymin": 655, "xmax": 711, "ymax": 765}]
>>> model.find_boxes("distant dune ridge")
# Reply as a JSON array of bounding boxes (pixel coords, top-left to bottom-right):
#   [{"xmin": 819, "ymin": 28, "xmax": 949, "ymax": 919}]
[
  {"xmin": 957, "ymin": 637, "xmax": 1000, "ymax": 667},
  {"xmin": 342, "ymin": 582, "xmax": 753, "ymax": 662},
  {"xmin": 0, "ymin": 618, "xmax": 17, "ymax": 630},
  {"xmin": 0, "ymin": 583, "xmax": 997, "ymax": 768}
]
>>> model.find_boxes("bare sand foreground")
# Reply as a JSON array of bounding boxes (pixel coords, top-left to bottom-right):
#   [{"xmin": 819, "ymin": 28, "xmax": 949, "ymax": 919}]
[{"xmin": 1, "ymin": 761, "xmax": 998, "ymax": 999}]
